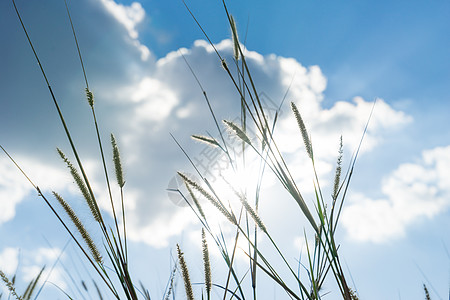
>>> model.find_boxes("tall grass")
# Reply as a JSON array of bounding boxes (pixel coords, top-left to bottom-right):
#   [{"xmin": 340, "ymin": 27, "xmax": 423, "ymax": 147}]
[
  {"xmin": 174, "ymin": 2, "xmax": 370, "ymax": 299},
  {"xmin": 0, "ymin": 0, "xmax": 383, "ymax": 299},
  {"xmin": 0, "ymin": 266, "xmax": 45, "ymax": 300}
]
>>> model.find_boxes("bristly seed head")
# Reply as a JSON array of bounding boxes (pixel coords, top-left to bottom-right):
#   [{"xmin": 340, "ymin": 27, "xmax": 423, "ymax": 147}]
[
  {"xmin": 185, "ymin": 183, "xmax": 206, "ymax": 221},
  {"xmin": 53, "ymin": 191, "xmax": 103, "ymax": 265},
  {"xmin": 221, "ymin": 58, "xmax": 228, "ymax": 71},
  {"xmin": 237, "ymin": 192, "xmax": 267, "ymax": 233},
  {"xmin": 230, "ymin": 14, "xmax": 240, "ymax": 61},
  {"xmin": 290, "ymin": 102, "xmax": 313, "ymax": 159},
  {"xmin": 85, "ymin": 88, "xmax": 94, "ymax": 107},
  {"xmin": 191, "ymin": 134, "xmax": 220, "ymax": 148},
  {"xmin": 177, "ymin": 244, "xmax": 194, "ymax": 300},
  {"xmin": 0, "ymin": 270, "xmax": 22, "ymax": 300},
  {"xmin": 57, "ymin": 148, "xmax": 101, "ymax": 223},
  {"xmin": 223, "ymin": 120, "xmax": 252, "ymax": 146},
  {"xmin": 111, "ymin": 134, "xmax": 125, "ymax": 188},
  {"xmin": 178, "ymin": 172, "xmax": 237, "ymax": 225},
  {"xmin": 201, "ymin": 228, "xmax": 212, "ymax": 297},
  {"xmin": 332, "ymin": 136, "xmax": 343, "ymax": 200}
]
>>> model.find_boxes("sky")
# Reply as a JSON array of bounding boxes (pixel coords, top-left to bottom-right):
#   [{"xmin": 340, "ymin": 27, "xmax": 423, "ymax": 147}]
[{"xmin": 1, "ymin": 0, "xmax": 450, "ymax": 299}]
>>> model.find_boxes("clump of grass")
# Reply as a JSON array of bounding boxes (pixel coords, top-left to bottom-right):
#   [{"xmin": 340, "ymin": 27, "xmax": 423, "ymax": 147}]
[
  {"xmin": 175, "ymin": 4, "xmax": 374, "ymax": 299},
  {"xmin": 0, "ymin": 266, "xmax": 45, "ymax": 300},
  {"xmin": 5, "ymin": 1, "xmax": 141, "ymax": 298},
  {"xmin": 22, "ymin": 267, "xmax": 45, "ymax": 300},
  {"xmin": 2, "ymin": 0, "xmax": 394, "ymax": 299},
  {"xmin": 0, "ymin": 270, "xmax": 22, "ymax": 300}
]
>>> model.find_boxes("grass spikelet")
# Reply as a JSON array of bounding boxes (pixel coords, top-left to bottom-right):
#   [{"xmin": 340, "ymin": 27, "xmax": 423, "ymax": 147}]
[
  {"xmin": 230, "ymin": 14, "xmax": 240, "ymax": 61},
  {"xmin": 237, "ymin": 192, "xmax": 267, "ymax": 234},
  {"xmin": 332, "ymin": 136, "xmax": 343, "ymax": 200},
  {"xmin": 178, "ymin": 172, "xmax": 236, "ymax": 225},
  {"xmin": 223, "ymin": 120, "xmax": 252, "ymax": 146},
  {"xmin": 221, "ymin": 58, "xmax": 228, "ymax": 71},
  {"xmin": 85, "ymin": 88, "xmax": 94, "ymax": 107},
  {"xmin": 111, "ymin": 134, "xmax": 125, "ymax": 188},
  {"xmin": 164, "ymin": 265, "xmax": 177, "ymax": 300},
  {"xmin": 191, "ymin": 135, "xmax": 220, "ymax": 148},
  {"xmin": 290, "ymin": 102, "xmax": 313, "ymax": 159},
  {"xmin": 0, "ymin": 270, "xmax": 22, "ymax": 300},
  {"xmin": 177, "ymin": 244, "xmax": 194, "ymax": 300},
  {"xmin": 57, "ymin": 148, "xmax": 101, "ymax": 222},
  {"xmin": 423, "ymin": 284, "xmax": 431, "ymax": 300},
  {"xmin": 53, "ymin": 192, "xmax": 103, "ymax": 264},
  {"xmin": 185, "ymin": 184, "xmax": 207, "ymax": 221},
  {"xmin": 201, "ymin": 228, "xmax": 212, "ymax": 299}
]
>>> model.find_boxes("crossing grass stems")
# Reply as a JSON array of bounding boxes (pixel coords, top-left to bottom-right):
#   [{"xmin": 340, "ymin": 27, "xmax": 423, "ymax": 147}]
[{"xmin": 1, "ymin": 0, "xmax": 417, "ymax": 299}]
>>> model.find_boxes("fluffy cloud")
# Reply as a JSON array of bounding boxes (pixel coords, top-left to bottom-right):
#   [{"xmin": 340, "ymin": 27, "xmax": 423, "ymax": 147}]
[
  {"xmin": 342, "ymin": 145, "xmax": 450, "ymax": 243},
  {"xmin": 0, "ymin": 247, "xmax": 19, "ymax": 275},
  {"xmin": 1, "ymin": 36, "xmax": 413, "ymax": 247},
  {"xmin": 99, "ymin": 38, "xmax": 412, "ymax": 247},
  {"xmin": 1, "ymin": 0, "xmax": 413, "ymax": 249},
  {"xmin": 100, "ymin": 0, "xmax": 145, "ymax": 39},
  {"xmin": 0, "ymin": 247, "xmax": 66, "ymax": 294},
  {"xmin": 99, "ymin": 0, "xmax": 150, "ymax": 60},
  {"xmin": 0, "ymin": 156, "xmax": 73, "ymax": 225}
]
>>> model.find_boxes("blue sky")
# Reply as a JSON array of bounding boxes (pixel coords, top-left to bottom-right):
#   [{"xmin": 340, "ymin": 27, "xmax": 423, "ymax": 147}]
[{"xmin": 1, "ymin": 0, "xmax": 450, "ymax": 299}]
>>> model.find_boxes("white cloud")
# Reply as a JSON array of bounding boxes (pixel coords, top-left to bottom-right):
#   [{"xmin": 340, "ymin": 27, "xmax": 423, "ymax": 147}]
[
  {"xmin": 278, "ymin": 97, "xmax": 412, "ymax": 159},
  {"xmin": 99, "ymin": 0, "xmax": 150, "ymax": 61},
  {"xmin": 0, "ymin": 156, "xmax": 72, "ymax": 225},
  {"xmin": 342, "ymin": 145, "xmax": 450, "ymax": 243},
  {"xmin": 130, "ymin": 77, "xmax": 179, "ymax": 122},
  {"xmin": 100, "ymin": 0, "xmax": 145, "ymax": 39},
  {"xmin": 0, "ymin": 247, "xmax": 66, "ymax": 292},
  {"xmin": 22, "ymin": 247, "xmax": 67, "ymax": 289},
  {"xmin": 0, "ymin": 248, "xmax": 19, "ymax": 275},
  {"xmin": 127, "ymin": 208, "xmax": 197, "ymax": 248},
  {"xmin": 1, "ymin": 0, "xmax": 413, "ymax": 248}
]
